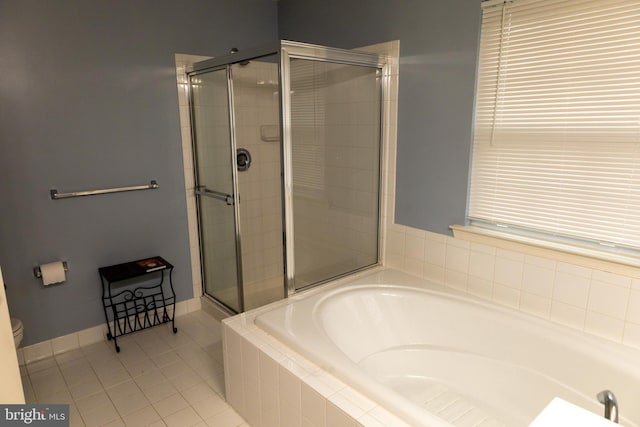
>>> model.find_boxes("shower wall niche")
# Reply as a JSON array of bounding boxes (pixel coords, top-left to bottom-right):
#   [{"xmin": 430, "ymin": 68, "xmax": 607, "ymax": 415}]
[{"xmin": 188, "ymin": 41, "xmax": 387, "ymax": 313}]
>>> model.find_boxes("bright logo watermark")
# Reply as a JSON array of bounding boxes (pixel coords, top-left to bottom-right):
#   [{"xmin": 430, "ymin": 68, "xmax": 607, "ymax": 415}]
[{"xmin": 0, "ymin": 405, "xmax": 68, "ymax": 426}]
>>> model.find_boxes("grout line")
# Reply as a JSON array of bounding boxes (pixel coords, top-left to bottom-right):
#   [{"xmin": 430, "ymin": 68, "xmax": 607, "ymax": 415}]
[{"xmin": 22, "ymin": 309, "xmax": 243, "ymax": 427}]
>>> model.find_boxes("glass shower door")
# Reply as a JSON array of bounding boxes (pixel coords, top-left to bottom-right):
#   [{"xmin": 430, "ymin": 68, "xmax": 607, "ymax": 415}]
[
  {"xmin": 288, "ymin": 58, "xmax": 382, "ymax": 290},
  {"xmin": 190, "ymin": 68, "xmax": 243, "ymax": 312},
  {"xmin": 187, "ymin": 40, "xmax": 385, "ymax": 310}
]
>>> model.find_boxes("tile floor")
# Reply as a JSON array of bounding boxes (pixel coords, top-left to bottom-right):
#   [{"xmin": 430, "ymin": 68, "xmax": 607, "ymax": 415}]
[{"xmin": 20, "ymin": 310, "xmax": 248, "ymax": 427}]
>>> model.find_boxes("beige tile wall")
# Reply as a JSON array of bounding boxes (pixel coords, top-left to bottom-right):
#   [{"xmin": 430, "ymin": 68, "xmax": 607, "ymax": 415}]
[
  {"xmin": 232, "ymin": 61, "xmax": 284, "ymax": 310},
  {"xmin": 385, "ymin": 222, "xmax": 640, "ymax": 349}
]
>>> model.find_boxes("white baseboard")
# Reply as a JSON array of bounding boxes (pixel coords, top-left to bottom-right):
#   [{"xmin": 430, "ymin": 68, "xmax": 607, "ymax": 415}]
[{"xmin": 18, "ymin": 297, "xmax": 202, "ymax": 366}]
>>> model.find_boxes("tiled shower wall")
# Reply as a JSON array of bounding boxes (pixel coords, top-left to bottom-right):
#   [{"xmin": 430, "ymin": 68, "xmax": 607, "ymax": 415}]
[
  {"xmin": 232, "ymin": 62, "xmax": 284, "ymax": 310},
  {"xmin": 385, "ymin": 223, "xmax": 640, "ymax": 350}
]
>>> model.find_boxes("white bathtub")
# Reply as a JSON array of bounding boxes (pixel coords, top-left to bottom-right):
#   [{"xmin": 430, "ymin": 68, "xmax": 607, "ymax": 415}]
[{"xmin": 255, "ymin": 269, "xmax": 640, "ymax": 426}]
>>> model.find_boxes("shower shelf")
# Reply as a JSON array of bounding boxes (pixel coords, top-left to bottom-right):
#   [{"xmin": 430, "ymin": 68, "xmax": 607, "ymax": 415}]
[{"xmin": 98, "ymin": 256, "xmax": 177, "ymax": 353}]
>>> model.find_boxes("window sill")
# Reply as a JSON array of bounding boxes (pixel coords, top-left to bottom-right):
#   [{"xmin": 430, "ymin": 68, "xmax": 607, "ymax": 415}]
[{"xmin": 450, "ymin": 224, "xmax": 640, "ymax": 278}]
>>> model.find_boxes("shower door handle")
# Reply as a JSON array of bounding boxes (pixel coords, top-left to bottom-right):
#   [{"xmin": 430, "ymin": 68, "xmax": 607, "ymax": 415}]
[{"xmin": 195, "ymin": 188, "xmax": 235, "ymax": 206}]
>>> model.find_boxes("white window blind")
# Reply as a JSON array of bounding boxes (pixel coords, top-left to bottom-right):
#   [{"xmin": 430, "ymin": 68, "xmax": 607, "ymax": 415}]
[
  {"xmin": 468, "ymin": 0, "xmax": 640, "ymax": 251},
  {"xmin": 290, "ymin": 59, "xmax": 326, "ymax": 194}
]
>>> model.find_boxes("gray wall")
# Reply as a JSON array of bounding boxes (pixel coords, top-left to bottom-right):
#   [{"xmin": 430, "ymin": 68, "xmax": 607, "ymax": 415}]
[
  {"xmin": 1, "ymin": 0, "xmax": 480, "ymax": 346},
  {"xmin": 0, "ymin": 0, "xmax": 278, "ymax": 345},
  {"xmin": 278, "ymin": 0, "xmax": 481, "ymax": 234}
]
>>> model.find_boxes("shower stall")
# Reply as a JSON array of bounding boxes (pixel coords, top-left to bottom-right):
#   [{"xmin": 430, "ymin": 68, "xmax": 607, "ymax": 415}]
[{"xmin": 188, "ymin": 41, "xmax": 386, "ymax": 313}]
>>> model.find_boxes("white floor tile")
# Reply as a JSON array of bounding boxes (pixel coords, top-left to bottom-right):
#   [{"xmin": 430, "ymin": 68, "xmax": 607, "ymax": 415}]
[
  {"xmin": 179, "ymin": 382, "xmax": 217, "ymax": 406},
  {"xmin": 21, "ymin": 310, "xmax": 238, "ymax": 427},
  {"xmin": 134, "ymin": 368, "xmax": 168, "ymax": 391},
  {"xmin": 169, "ymin": 369, "xmax": 202, "ymax": 391},
  {"xmin": 203, "ymin": 342, "xmax": 224, "ymax": 364},
  {"xmin": 55, "ymin": 347, "xmax": 85, "ymax": 365},
  {"xmin": 102, "ymin": 419, "xmax": 125, "ymax": 427},
  {"xmin": 26, "ymin": 357, "xmax": 57, "ymax": 375},
  {"xmin": 22, "ymin": 377, "xmax": 37, "ymax": 404},
  {"xmin": 115, "ymin": 342, "xmax": 149, "ymax": 364},
  {"xmin": 61, "ymin": 361, "xmax": 96, "ymax": 386},
  {"xmin": 204, "ymin": 407, "xmax": 246, "ymax": 427},
  {"xmin": 125, "ymin": 359, "xmax": 159, "ymax": 377},
  {"xmin": 112, "ymin": 391, "xmax": 150, "ymax": 417},
  {"xmin": 161, "ymin": 360, "xmax": 195, "ymax": 379},
  {"xmin": 163, "ymin": 406, "xmax": 203, "ymax": 427},
  {"xmin": 69, "ymin": 404, "xmax": 85, "ymax": 427},
  {"xmin": 106, "ymin": 379, "xmax": 141, "ymax": 400},
  {"xmin": 29, "ymin": 365, "xmax": 63, "ymax": 384},
  {"xmin": 32, "ymin": 375, "xmax": 68, "ymax": 399},
  {"xmin": 139, "ymin": 340, "xmax": 173, "ymax": 357},
  {"xmin": 190, "ymin": 395, "xmax": 229, "ymax": 420},
  {"xmin": 204, "ymin": 372, "xmax": 226, "ymax": 396},
  {"xmin": 150, "ymin": 350, "xmax": 181, "ymax": 368},
  {"xmin": 152, "ymin": 393, "xmax": 190, "ymax": 418},
  {"xmin": 162, "ymin": 330, "xmax": 198, "ymax": 349},
  {"xmin": 143, "ymin": 381, "xmax": 178, "ymax": 404},
  {"xmin": 75, "ymin": 390, "xmax": 111, "ymax": 411},
  {"xmin": 36, "ymin": 388, "xmax": 73, "ymax": 405},
  {"xmin": 80, "ymin": 401, "xmax": 120, "ymax": 427},
  {"xmin": 75, "ymin": 391, "xmax": 113, "ymax": 414},
  {"xmin": 122, "ymin": 405, "xmax": 162, "ymax": 427},
  {"xmin": 98, "ymin": 367, "xmax": 132, "ymax": 389},
  {"xmin": 90, "ymin": 356, "xmax": 124, "ymax": 376}
]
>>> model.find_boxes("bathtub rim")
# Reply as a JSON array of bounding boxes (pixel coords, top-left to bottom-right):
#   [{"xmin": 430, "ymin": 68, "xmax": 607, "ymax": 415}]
[{"xmin": 251, "ymin": 267, "xmax": 640, "ymax": 426}]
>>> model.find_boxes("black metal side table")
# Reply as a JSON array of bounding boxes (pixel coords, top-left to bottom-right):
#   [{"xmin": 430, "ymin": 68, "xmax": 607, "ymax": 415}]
[{"xmin": 98, "ymin": 256, "xmax": 177, "ymax": 352}]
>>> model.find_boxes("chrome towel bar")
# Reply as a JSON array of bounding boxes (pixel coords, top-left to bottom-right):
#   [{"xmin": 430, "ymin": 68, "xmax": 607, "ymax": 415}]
[{"xmin": 50, "ymin": 180, "xmax": 159, "ymax": 200}]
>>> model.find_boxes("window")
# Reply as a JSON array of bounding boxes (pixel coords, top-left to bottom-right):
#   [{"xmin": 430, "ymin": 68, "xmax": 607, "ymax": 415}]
[{"xmin": 468, "ymin": 0, "xmax": 640, "ymax": 253}]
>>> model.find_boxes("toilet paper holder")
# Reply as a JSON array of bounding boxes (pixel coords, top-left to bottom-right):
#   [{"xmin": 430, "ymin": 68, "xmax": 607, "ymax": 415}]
[{"xmin": 33, "ymin": 262, "xmax": 68, "ymax": 278}]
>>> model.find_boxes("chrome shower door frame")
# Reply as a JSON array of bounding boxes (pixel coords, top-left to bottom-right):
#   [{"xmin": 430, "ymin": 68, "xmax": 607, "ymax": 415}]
[
  {"xmin": 188, "ymin": 40, "xmax": 389, "ymax": 311},
  {"xmin": 279, "ymin": 41, "xmax": 388, "ymax": 296},
  {"xmin": 188, "ymin": 64, "xmax": 245, "ymax": 312}
]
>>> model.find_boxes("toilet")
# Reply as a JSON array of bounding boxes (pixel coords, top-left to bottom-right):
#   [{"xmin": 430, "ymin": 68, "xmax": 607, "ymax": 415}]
[{"xmin": 11, "ymin": 318, "xmax": 23, "ymax": 348}]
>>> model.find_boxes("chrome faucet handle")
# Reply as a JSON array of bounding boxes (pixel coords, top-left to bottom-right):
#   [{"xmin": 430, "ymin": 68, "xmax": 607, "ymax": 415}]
[{"xmin": 597, "ymin": 390, "xmax": 619, "ymax": 423}]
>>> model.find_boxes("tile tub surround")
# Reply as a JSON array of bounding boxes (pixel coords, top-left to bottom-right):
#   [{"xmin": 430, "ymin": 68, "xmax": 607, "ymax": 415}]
[
  {"xmin": 386, "ymin": 223, "xmax": 640, "ymax": 350},
  {"xmin": 224, "ymin": 264, "xmax": 640, "ymax": 427},
  {"xmin": 223, "ymin": 269, "xmax": 415, "ymax": 427}
]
